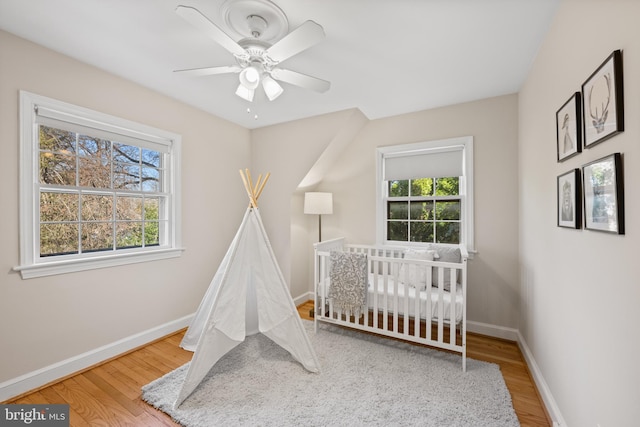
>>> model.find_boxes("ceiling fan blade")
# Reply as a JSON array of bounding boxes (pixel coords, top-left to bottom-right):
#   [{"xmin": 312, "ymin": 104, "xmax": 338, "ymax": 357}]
[
  {"xmin": 175, "ymin": 5, "xmax": 245, "ymax": 57},
  {"xmin": 271, "ymin": 68, "xmax": 330, "ymax": 93},
  {"xmin": 174, "ymin": 65, "xmax": 241, "ymax": 76},
  {"xmin": 265, "ymin": 20, "xmax": 325, "ymax": 63}
]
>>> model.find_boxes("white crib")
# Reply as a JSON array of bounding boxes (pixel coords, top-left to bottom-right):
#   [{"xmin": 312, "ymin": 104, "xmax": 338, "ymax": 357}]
[{"xmin": 313, "ymin": 238, "xmax": 468, "ymax": 371}]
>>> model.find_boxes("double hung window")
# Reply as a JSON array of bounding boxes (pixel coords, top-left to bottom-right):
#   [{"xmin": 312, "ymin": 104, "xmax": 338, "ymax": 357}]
[
  {"xmin": 376, "ymin": 136, "xmax": 474, "ymax": 250},
  {"xmin": 17, "ymin": 92, "xmax": 182, "ymax": 278}
]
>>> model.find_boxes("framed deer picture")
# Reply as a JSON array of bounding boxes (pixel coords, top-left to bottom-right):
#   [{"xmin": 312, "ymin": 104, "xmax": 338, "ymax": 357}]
[{"xmin": 581, "ymin": 50, "xmax": 624, "ymax": 148}]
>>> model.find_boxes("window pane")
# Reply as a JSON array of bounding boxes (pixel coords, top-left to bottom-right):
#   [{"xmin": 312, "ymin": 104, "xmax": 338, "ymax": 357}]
[
  {"xmin": 117, "ymin": 196, "xmax": 142, "ymax": 220},
  {"xmin": 81, "ymin": 194, "xmax": 113, "ymax": 221},
  {"xmin": 145, "ymin": 221, "xmax": 160, "ymax": 246},
  {"xmin": 387, "ymin": 221, "xmax": 408, "ymax": 242},
  {"xmin": 113, "ymin": 163, "xmax": 141, "ymax": 190},
  {"xmin": 116, "ymin": 222, "xmax": 143, "ymax": 249},
  {"xmin": 78, "ymin": 135, "xmax": 110, "ymax": 159},
  {"xmin": 113, "ymin": 143, "xmax": 140, "ymax": 164},
  {"xmin": 39, "ymin": 126, "xmax": 75, "ymax": 153},
  {"xmin": 435, "ymin": 200, "xmax": 461, "ymax": 220},
  {"xmin": 81, "ymin": 222, "xmax": 113, "ymax": 253},
  {"xmin": 40, "ymin": 152, "xmax": 76, "ymax": 185},
  {"xmin": 142, "ymin": 148, "xmax": 160, "ymax": 168},
  {"xmin": 409, "ymin": 201, "xmax": 433, "ymax": 220},
  {"xmin": 388, "ymin": 180, "xmax": 408, "ymax": 197},
  {"xmin": 435, "ymin": 177, "xmax": 459, "ymax": 196},
  {"xmin": 436, "ymin": 222, "xmax": 460, "ymax": 244},
  {"xmin": 40, "ymin": 223, "xmax": 78, "ymax": 256},
  {"xmin": 410, "ymin": 178, "xmax": 434, "ymax": 196},
  {"xmin": 141, "ymin": 167, "xmax": 160, "ymax": 192},
  {"xmin": 410, "ymin": 222, "xmax": 434, "ymax": 243},
  {"xmin": 387, "ymin": 201, "xmax": 408, "ymax": 219},
  {"xmin": 40, "ymin": 192, "xmax": 78, "ymax": 222},
  {"xmin": 144, "ymin": 197, "xmax": 159, "ymax": 220},
  {"xmin": 78, "ymin": 156, "xmax": 111, "ymax": 189}
]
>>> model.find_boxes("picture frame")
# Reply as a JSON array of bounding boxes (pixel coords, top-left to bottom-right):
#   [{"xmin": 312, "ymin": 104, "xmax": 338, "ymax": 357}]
[
  {"xmin": 582, "ymin": 153, "xmax": 624, "ymax": 234},
  {"xmin": 581, "ymin": 50, "xmax": 624, "ymax": 148},
  {"xmin": 557, "ymin": 169, "xmax": 581, "ymax": 229},
  {"xmin": 556, "ymin": 92, "xmax": 582, "ymax": 161}
]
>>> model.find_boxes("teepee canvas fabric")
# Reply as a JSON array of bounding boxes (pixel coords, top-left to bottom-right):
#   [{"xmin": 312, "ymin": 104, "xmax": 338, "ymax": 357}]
[{"xmin": 174, "ymin": 205, "xmax": 320, "ymax": 408}]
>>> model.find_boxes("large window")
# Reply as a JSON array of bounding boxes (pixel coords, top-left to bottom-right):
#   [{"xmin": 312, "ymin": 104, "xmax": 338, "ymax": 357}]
[
  {"xmin": 376, "ymin": 137, "xmax": 474, "ymax": 251},
  {"xmin": 16, "ymin": 91, "xmax": 183, "ymax": 278}
]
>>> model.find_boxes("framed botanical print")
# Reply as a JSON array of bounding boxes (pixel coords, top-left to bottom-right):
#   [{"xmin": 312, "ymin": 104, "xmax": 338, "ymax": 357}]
[
  {"xmin": 556, "ymin": 92, "xmax": 582, "ymax": 161},
  {"xmin": 582, "ymin": 153, "xmax": 624, "ymax": 234},
  {"xmin": 582, "ymin": 50, "xmax": 624, "ymax": 148},
  {"xmin": 557, "ymin": 169, "xmax": 581, "ymax": 229}
]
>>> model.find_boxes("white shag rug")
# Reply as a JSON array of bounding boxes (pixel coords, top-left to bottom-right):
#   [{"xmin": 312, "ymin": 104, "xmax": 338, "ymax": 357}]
[{"xmin": 142, "ymin": 320, "xmax": 519, "ymax": 427}]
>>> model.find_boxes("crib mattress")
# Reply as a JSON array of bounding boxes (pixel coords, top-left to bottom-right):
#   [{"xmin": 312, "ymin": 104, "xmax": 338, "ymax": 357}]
[{"xmin": 317, "ymin": 273, "xmax": 463, "ymax": 323}]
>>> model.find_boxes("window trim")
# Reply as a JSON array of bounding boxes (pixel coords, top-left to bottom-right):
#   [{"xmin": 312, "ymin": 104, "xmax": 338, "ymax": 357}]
[
  {"xmin": 376, "ymin": 136, "xmax": 474, "ymax": 252},
  {"xmin": 15, "ymin": 91, "xmax": 184, "ymax": 279}
]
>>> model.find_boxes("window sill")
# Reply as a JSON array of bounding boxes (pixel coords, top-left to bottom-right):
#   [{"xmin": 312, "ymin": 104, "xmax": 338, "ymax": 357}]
[{"xmin": 13, "ymin": 247, "xmax": 185, "ymax": 279}]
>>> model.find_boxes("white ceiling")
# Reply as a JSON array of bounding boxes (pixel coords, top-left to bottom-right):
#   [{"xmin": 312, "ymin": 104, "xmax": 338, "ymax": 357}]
[{"xmin": 0, "ymin": 0, "xmax": 559, "ymax": 129}]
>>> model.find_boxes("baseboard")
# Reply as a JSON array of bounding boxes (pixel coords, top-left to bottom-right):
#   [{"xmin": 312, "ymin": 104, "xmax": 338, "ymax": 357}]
[
  {"xmin": 0, "ymin": 314, "xmax": 193, "ymax": 402},
  {"xmin": 293, "ymin": 291, "xmax": 314, "ymax": 307},
  {"xmin": 516, "ymin": 331, "xmax": 566, "ymax": 427},
  {"xmin": 466, "ymin": 320, "xmax": 519, "ymax": 341}
]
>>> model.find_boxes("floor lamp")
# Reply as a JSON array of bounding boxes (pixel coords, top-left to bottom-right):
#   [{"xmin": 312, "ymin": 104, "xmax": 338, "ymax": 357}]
[{"xmin": 304, "ymin": 192, "xmax": 333, "ymax": 242}]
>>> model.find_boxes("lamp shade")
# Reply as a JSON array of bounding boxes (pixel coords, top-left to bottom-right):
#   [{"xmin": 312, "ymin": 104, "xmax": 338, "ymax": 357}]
[
  {"xmin": 239, "ymin": 66, "xmax": 260, "ymax": 90},
  {"xmin": 262, "ymin": 75, "xmax": 284, "ymax": 101},
  {"xmin": 235, "ymin": 84, "xmax": 255, "ymax": 102},
  {"xmin": 304, "ymin": 192, "xmax": 333, "ymax": 215}
]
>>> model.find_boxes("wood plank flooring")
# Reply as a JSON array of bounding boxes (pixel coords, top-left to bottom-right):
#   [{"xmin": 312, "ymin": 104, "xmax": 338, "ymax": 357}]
[{"xmin": 5, "ymin": 302, "xmax": 551, "ymax": 426}]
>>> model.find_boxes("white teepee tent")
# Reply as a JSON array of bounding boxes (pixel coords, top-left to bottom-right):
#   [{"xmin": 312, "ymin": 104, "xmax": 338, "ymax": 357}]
[{"xmin": 174, "ymin": 170, "xmax": 320, "ymax": 408}]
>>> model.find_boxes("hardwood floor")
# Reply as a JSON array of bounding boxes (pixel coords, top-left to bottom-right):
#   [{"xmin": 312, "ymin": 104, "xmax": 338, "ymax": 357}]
[{"xmin": 5, "ymin": 302, "xmax": 551, "ymax": 426}]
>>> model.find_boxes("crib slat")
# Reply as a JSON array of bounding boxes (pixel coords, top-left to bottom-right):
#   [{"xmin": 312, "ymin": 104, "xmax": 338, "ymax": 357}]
[
  {"xmin": 437, "ymin": 266, "xmax": 444, "ymax": 344},
  {"xmin": 449, "ymin": 267, "xmax": 457, "ymax": 345},
  {"xmin": 392, "ymin": 260, "xmax": 399, "ymax": 334}
]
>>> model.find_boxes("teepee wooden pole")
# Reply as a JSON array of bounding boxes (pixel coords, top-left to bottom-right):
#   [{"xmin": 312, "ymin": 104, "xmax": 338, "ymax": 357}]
[
  {"xmin": 239, "ymin": 169, "xmax": 269, "ymax": 208},
  {"xmin": 255, "ymin": 172, "xmax": 271, "ymax": 201},
  {"xmin": 239, "ymin": 169, "xmax": 257, "ymax": 208}
]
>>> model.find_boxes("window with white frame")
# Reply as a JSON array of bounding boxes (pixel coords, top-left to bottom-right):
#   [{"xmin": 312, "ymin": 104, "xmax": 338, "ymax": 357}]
[
  {"xmin": 16, "ymin": 91, "xmax": 183, "ymax": 279},
  {"xmin": 376, "ymin": 136, "xmax": 474, "ymax": 251}
]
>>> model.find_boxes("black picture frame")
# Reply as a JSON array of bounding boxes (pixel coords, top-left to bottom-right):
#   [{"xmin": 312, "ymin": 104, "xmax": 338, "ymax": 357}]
[
  {"xmin": 581, "ymin": 50, "xmax": 624, "ymax": 148},
  {"xmin": 556, "ymin": 92, "xmax": 582, "ymax": 162},
  {"xmin": 557, "ymin": 169, "xmax": 581, "ymax": 229},
  {"xmin": 582, "ymin": 153, "xmax": 624, "ymax": 234}
]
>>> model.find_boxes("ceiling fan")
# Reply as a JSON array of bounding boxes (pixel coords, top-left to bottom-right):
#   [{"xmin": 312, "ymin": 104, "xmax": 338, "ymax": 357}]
[{"xmin": 174, "ymin": 1, "xmax": 330, "ymax": 102}]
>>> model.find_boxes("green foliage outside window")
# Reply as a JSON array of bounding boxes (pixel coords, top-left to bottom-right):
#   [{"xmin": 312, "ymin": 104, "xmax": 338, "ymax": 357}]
[{"xmin": 387, "ymin": 177, "xmax": 460, "ymax": 244}]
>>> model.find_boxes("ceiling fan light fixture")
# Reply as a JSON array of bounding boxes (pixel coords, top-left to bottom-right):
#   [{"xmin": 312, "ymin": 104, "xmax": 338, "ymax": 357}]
[
  {"xmin": 235, "ymin": 84, "xmax": 255, "ymax": 102},
  {"xmin": 262, "ymin": 75, "xmax": 283, "ymax": 101},
  {"xmin": 238, "ymin": 65, "xmax": 261, "ymax": 90}
]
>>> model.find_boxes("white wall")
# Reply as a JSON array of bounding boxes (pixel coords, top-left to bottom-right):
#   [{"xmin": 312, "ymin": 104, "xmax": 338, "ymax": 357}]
[
  {"xmin": 0, "ymin": 31, "xmax": 250, "ymax": 388},
  {"xmin": 250, "ymin": 109, "xmax": 366, "ymax": 298},
  {"xmin": 252, "ymin": 95, "xmax": 521, "ymax": 331},
  {"xmin": 319, "ymin": 95, "xmax": 521, "ymax": 329},
  {"xmin": 518, "ymin": 1, "xmax": 640, "ymax": 426}
]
